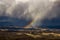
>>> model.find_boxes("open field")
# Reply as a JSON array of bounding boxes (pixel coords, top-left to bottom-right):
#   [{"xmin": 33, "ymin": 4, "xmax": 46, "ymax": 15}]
[{"xmin": 0, "ymin": 30, "xmax": 60, "ymax": 40}]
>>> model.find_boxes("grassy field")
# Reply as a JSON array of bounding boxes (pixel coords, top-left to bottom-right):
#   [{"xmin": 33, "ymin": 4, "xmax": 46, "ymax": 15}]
[{"xmin": 0, "ymin": 31, "xmax": 60, "ymax": 40}]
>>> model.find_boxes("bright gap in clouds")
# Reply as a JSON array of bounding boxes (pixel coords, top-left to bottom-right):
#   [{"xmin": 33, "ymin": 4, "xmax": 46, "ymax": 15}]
[
  {"xmin": 15, "ymin": 0, "xmax": 29, "ymax": 3},
  {"xmin": 49, "ymin": 0, "xmax": 56, "ymax": 2}
]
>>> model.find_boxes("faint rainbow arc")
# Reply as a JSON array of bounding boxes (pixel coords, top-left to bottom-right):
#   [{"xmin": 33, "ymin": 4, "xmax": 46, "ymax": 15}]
[{"xmin": 24, "ymin": 14, "xmax": 40, "ymax": 28}]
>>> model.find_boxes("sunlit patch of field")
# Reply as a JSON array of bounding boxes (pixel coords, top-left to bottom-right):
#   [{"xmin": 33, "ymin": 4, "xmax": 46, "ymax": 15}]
[
  {"xmin": 24, "ymin": 33, "xmax": 60, "ymax": 39},
  {"xmin": 25, "ymin": 33, "xmax": 41, "ymax": 38},
  {"xmin": 42, "ymin": 33, "xmax": 60, "ymax": 36}
]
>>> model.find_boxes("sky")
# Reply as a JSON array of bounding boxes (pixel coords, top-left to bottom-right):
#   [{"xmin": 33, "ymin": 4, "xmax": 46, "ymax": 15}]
[
  {"xmin": 16, "ymin": 0, "xmax": 29, "ymax": 3},
  {"xmin": 0, "ymin": 0, "xmax": 60, "ymax": 29}
]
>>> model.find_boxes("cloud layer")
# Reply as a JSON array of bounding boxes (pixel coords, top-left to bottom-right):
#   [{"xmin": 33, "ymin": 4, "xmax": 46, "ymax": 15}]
[{"xmin": 0, "ymin": 0, "xmax": 60, "ymax": 28}]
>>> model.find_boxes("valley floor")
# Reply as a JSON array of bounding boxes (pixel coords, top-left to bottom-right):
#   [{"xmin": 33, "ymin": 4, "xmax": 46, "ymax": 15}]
[{"xmin": 0, "ymin": 31, "xmax": 60, "ymax": 40}]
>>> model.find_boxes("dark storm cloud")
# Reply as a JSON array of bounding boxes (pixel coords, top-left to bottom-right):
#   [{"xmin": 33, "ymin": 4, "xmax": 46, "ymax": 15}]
[
  {"xmin": 24, "ymin": 0, "xmax": 60, "ymax": 28},
  {"xmin": 45, "ymin": 0, "xmax": 60, "ymax": 19},
  {"xmin": 40, "ymin": 0, "xmax": 60, "ymax": 28},
  {"xmin": 0, "ymin": 0, "xmax": 29, "ymax": 18},
  {"xmin": 0, "ymin": 0, "xmax": 15, "ymax": 16},
  {"xmin": 10, "ymin": 2, "xmax": 29, "ymax": 18},
  {"xmin": 0, "ymin": 0, "xmax": 60, "ymax": 28}
]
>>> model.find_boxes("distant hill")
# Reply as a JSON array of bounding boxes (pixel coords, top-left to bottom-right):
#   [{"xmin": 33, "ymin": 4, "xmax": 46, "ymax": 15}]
[
  {"xmin": 0, "ymin": 16, "xmax": 60, "ymax": 29},
  {"xmin": 41, "ymin": 17, "xmax": 60, "ymax": 29},
  {"xmin": 0, "ymin": 16, "xmax": 32, "ymax": 28}
]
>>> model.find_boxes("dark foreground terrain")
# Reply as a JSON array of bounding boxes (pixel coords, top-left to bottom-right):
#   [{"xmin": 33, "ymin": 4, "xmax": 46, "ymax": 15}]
[{"xmin": 0, "ymin": 30, "xmax": 60, "ymax": 40}]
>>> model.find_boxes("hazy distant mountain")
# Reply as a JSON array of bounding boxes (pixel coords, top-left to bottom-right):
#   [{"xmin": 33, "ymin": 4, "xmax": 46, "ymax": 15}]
[
  {"xmin": 0, "ymin": 16, "xmax": 32, "ymax": 28},
  {"xmin": 0, "ymin": 16, "xmax": 60, "ymax": 29},
  {"xmin": 41, "ymin": 17, "xmax": 60, "ymax": 29}
]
